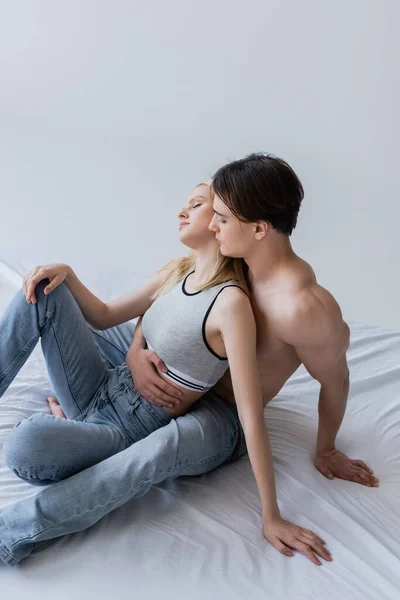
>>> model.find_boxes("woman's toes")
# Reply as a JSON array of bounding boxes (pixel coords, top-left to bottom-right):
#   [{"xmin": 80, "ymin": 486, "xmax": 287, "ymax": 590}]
[{"xmin": 47, "ymin": 396, "xmax": 67, "ymax": 419}]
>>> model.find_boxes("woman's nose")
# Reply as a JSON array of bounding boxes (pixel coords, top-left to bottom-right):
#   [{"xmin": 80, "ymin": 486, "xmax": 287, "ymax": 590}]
[{"xmin": 178, "ymin": 207, "xmax": 188, "ymax": 219}]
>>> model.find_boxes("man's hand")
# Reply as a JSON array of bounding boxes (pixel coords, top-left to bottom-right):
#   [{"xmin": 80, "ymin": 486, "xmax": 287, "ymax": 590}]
[
  {"xmin": 314, "ymin": 448, "xmax": 380, "ymax": 487},
  {"xmin": 126, "ymin": 344, "xmax": 183, "ymax": 409},
  {"xmin": 263, "ymin": 516, "xmax": 332, "ymax": 566}
]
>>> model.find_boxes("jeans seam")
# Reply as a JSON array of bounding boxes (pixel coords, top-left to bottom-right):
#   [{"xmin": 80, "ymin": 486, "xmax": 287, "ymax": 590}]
[
  {"xmin": 142, "ymin": 402, "xmax": 171, "ymax": 429},
  {"xmin": 158, "ymin": 432, "xmax": 238, "ymax": 475},
  {"xmin": 127, "ymin": 410, "xmax": 147, "ymax": 441},
  {"xmin": 0, "ymin": 336, "xmax": 37, "ymax": 384},
  {"xmin": 5, "ymin": 437, "xmax": 238, "ymax": 557},
  {"xmin": 97, "ymin": 350, "xmax": 114, "ymax": 369},
  {"xmin": 89, "ymin": 328, "xmax": 127, "ymax": 357},
  {"xmin": 7, "ymin": 477, "xmax": 155, "ymax": 553},
  {"xmin": 0, "ymin": 540, "xmax": 17, "ymax": 566},
  {"xmin": 109, "ymin": 380, "xmax": 128, "ymax": 397},
  {"xmin": 50, "ymin": 321, "xmax": 85, "ymax": 415},
  {"xmin": 13, "ymin": 464, "xmax": 81, "ymax": 476}
]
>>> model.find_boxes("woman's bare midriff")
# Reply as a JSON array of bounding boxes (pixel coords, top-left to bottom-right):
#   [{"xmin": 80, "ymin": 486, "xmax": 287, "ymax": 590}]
[{"xmin": 158, "ymin": 372, "xmax": 235, "ymax": 419}]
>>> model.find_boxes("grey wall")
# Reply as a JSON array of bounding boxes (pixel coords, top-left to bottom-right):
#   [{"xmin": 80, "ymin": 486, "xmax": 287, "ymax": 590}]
[{"xmin": 0, "ymin": 0, "xmax": 399, "ymax": 328}]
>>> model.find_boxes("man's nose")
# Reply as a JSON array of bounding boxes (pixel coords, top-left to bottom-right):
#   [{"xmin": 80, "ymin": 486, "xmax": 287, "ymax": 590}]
[{"xmin": 209, "ymin": 215, "xmax": 218, "ymax": 232}]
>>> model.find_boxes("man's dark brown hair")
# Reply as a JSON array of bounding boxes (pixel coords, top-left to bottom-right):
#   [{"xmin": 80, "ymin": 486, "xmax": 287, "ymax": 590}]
[{"xmin": 211, "ymin": 152, "xmax": 304, "ymax": 236}]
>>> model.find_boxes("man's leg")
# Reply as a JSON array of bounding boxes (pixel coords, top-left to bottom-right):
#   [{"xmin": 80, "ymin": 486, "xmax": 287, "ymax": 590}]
[{"xmin": 0, "ymin": 391, "xmax": 246, "ymax": 566}]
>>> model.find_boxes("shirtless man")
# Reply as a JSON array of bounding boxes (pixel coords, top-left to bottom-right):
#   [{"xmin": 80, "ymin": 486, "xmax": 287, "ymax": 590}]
[{"xmin": 0, "ymin": 153, "xmax": 379, "ymax": 568}]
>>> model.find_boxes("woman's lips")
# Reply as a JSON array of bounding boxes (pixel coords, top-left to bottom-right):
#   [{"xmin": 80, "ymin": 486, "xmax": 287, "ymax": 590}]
[{"xmin": 179, "ymin": 223, "xmax": 189, "ymax": 230}]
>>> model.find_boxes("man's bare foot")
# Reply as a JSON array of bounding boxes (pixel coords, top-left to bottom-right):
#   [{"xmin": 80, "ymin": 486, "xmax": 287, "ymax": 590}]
[{"xmin": 47, "ymin": 396, "xmax": 67, "ymax": 419}]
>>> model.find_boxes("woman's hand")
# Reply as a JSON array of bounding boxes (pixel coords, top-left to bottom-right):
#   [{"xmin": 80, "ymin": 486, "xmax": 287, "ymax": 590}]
[
  {"xmin": 263, "ymin": 515, "xmax": 332, "ymax": 566},
  {"xmin": 126, "ymin": 344, "xmax": 183, "ymax": 409},
  {"xmin": 23, "ymin": 263, "xmax": 71, "ymax": 303}
]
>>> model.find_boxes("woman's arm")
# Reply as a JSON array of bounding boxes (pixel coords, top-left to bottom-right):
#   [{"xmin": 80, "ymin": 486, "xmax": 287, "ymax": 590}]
[
  {"xmin": 65, "ymin": 267, "xmax": 169, "ymax": 330},
  {"xmin": 216, "ymin": 288, "xmax": 332, "ymax": 565},
  {"xmin": 216, "ymin": 288, "xmax": 280, "ymax": 521},
  {"xmin": 23, "ymin": 262, "xmax": 169, "ymax": 330}
]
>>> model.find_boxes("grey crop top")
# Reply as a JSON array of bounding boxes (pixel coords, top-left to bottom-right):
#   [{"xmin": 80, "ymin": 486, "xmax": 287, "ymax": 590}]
[{"xmin": 141, "ymin": 270, "xmax": 245, "ymax": 392}]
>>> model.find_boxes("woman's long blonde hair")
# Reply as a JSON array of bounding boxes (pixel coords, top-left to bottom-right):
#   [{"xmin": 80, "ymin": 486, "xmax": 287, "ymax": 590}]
[{"xmin": 151, "ymin": 180, "xmax": 250, "ymax": 300}]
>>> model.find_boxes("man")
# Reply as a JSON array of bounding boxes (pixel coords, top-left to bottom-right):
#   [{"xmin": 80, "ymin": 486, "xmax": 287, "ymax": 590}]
[{"xmin": 0, "ymin": 153, "xmax": 378, "ymax": 567}]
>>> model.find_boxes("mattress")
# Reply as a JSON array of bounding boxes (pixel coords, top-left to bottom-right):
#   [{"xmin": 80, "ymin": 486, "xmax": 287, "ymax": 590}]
[{"xmin": 0, "ymin": 258, "xmax": 399, "ymax": 599}]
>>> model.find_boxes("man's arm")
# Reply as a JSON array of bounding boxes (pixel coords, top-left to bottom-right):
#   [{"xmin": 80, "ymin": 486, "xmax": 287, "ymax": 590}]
[
  {"xmin": 279, "ymin": 296, "xmax": 379, "ymax": 487},
  {"xmin": 316, "ymin": 366, "xmax": 349, "ymax": 455},
  {"xmin": 126, "ymin": 318, "xmax": 183, "ymax": 408},
  {"xmin": 292, "ymin": 319, "xmax": 350, "ymax": 455}
]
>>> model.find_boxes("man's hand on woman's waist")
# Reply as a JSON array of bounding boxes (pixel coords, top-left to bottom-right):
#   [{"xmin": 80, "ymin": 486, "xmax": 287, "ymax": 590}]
[{"xmin": 126, "ymin": 318, "xmax": 183, "ymax": 409}]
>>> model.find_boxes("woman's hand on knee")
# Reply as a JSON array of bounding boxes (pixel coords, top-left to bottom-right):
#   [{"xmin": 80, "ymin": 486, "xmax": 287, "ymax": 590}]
[{"xmin": 23, "ymin": 263, "xmax": 71, "ymax": 303}]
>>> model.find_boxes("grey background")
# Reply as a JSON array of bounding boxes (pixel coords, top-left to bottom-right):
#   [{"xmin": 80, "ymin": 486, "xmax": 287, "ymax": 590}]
[{"xmin": 0, "ymin": 0, "xmax": 398, "ymax": 328}]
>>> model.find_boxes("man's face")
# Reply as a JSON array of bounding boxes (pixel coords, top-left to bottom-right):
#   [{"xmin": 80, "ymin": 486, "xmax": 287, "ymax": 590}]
[{"xmin": 209, "ymin": 193, "xmax": 256, "ymax": 258}]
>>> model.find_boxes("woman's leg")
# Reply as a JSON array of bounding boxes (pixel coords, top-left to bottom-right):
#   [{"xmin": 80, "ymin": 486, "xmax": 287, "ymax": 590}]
[
  {"xmin": 45, "ymin": 322, "xmax": 138, "ymax": 418},
  {"xmin": 0, "ymin": 391, "xmax": 247, "ymax": 566},
  {"xmin": 0, "ymin": 279, "xmax": 110, "ymax": 419},
  {"xmin": 47, "ymin": 396, "xmax": 67, "ymax": 418},
  {"xmin": 87, "ymin": 321, "xmax": 137, "ymax": 368},
  {"xmin": 3, "ymin": 364, "xmax": 173, "ymax": 485},
  {"xmin": 2, "ymin": 412, "xmax": 128, "ymax": 486}
]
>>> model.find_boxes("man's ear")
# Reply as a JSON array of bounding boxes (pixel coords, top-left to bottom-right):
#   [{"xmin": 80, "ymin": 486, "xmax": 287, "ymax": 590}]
[{"xmin": 254, "ymin": 221, "xmax": 269, "ymax": 240}]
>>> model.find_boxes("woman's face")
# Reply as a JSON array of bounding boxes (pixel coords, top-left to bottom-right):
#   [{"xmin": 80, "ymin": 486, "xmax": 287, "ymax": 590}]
[{"xmin": 177, "ymin": 183, "xmax": 218, "ymax": 249}]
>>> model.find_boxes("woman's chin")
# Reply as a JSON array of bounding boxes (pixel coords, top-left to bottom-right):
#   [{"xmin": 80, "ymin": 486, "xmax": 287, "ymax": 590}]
[{"xmin": 179, "ymin": 233, "xmax": 195, "ymax": 249}]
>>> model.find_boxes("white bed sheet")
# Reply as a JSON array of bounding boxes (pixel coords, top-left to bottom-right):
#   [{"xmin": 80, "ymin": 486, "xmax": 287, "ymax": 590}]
[{"xmin": 0, "ymin": 258, "xmax": 399, "ymax": 599}]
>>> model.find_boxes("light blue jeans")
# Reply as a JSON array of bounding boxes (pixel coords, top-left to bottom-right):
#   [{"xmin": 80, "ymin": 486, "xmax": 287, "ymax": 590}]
[
  {"xmin": 0, "ymin": 279, "xmax": 247, "ymax": 566},
  {"xmin": 1, "ymin": 279, "xmax": 176, "ymax": 484}
]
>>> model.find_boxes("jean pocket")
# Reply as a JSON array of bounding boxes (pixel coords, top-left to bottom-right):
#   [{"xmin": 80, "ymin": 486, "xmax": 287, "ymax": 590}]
[
  {"xmin": 141, "ymin": 401, "xmax": 172, "ymax": 428},
  {"xmin": 127, "ymin": 398, "xmax": 171, "ymax": 440}
]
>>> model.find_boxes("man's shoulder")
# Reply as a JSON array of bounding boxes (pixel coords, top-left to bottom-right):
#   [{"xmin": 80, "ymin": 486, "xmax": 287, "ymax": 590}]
[
  {"xmin": 274, "ymin": 281, "xmax": 348, "ymax": 347},
  {"xmin": 290, "ymin": 282, "xmax": 342, "ymax": 321}
]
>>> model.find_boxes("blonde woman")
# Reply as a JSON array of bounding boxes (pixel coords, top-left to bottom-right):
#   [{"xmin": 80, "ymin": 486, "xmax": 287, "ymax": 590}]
[{"xmin": 2, "ymin": 180, "xmax": 250, "ymax": 478}]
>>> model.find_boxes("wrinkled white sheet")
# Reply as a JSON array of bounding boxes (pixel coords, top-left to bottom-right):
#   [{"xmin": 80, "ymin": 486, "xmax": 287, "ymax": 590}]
[{"xmin": 0, "ymin": 258, "xmax": 399, "ymax": 599}]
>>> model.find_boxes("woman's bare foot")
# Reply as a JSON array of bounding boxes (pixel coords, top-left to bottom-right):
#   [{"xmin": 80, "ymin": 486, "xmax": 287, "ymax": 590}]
[{"xmin": 47, "ymin": 396, "xmax": 67, "ymax": 419}]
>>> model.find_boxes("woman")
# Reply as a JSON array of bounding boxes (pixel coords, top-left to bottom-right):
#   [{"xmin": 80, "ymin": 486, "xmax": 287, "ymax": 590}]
[{"xmin": 2, "ymin": 180, "xmax": 270, "ymax": 492}]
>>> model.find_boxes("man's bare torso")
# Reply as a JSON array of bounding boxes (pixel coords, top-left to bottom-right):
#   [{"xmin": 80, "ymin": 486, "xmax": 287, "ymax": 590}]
[{"xmin": 213, "ymin": 255, "xmax": 345, "ymax": 408}]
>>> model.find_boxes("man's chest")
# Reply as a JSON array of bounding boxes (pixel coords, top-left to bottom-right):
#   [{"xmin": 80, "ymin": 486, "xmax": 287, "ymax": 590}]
[
  {"xmin": 250, "ymin": 291, "xmax": 302, "ymax": 394},
  {"xmin": 250, "ymin": 291, "xmax": 288, "ymax": 357}
]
